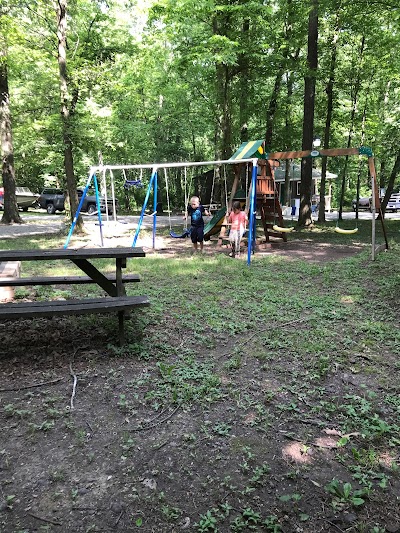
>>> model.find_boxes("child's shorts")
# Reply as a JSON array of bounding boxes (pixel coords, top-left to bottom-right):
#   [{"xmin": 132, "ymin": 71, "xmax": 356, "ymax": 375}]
[
  {"xmin": 229, "ymin": 228, "xmax": 245, "ymax": 244},
  {"xmin": 191, "ymin": 226, "xmax": 204, "ymax": 243}
]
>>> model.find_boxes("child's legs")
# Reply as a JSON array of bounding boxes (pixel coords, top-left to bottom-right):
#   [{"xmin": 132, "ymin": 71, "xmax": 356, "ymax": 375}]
[
  {"xmin": 229, "ymin": 231, "xmax": 236, "ymax": 255},
  {"xmin": 191, "ymin": 227, "xmax": 204, "ymax": 250},
  {"xmin": 237, "ymin": 227, "xmax": 245, "ymax": 253},
  {"xmin": 229, "ymin": 230, "xmax": 240, "ymax": 254},
  {"xmin": 232, "ymin": 230, "xmax": 241, "ymax": 254}
]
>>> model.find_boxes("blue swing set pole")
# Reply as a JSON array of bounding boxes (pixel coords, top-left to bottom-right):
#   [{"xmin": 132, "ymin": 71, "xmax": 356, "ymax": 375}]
[
  {"xmin": 153, "ymin": 170, "xmax": 157, "ymax": 249},
  {"xmin": 64, "ymin": 172, "xmax": 104, "ymax": 249},
  {"xmin": 132, "ymin": 168, "xmax": 157, "ymax": 248},
  {"xmin": 247, "ymin": 160, "xmax": 258, "ymax": 265},
  {"xmin": 92, "ymin": 173, "xmax": 104, "ymax": 246}
]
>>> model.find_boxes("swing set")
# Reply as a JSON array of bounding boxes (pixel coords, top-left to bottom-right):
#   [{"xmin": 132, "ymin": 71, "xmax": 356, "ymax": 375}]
[{"xmin": 64, "ymin": 143, "xmax": 388, "ymax": 262}]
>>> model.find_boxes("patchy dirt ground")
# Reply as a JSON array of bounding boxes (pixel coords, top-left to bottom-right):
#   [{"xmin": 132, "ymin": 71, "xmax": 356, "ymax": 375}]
[{"xmin": 0, "ymin": 234, "xmax": 399, "ymax": 533}]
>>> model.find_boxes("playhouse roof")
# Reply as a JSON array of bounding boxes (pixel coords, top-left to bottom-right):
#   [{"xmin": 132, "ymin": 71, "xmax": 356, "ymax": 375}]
[{"xmin": 229, "ymin": 140, "xmax": 266, "ymax": 160}]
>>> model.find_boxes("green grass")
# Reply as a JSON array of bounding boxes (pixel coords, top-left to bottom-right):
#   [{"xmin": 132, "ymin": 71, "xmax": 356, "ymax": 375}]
[{"xmin": 1, "ymin": 220, "xmax": 399, "ymax": 531}]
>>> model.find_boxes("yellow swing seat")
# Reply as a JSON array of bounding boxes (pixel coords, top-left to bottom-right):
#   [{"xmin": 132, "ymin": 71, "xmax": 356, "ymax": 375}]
[
  {"xmin": 334, "ymin": 227, "xmax": 358, "ymax": 235},
  {"xmin": 272, "ymin": 224, "xmax": 295, "ymax": 233}
]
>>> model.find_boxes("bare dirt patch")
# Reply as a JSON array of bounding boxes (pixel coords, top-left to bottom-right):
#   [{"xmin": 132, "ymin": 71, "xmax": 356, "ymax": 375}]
[{"xmin": 0, "ymin": 233, "xmax": 398, "ymax": 533}]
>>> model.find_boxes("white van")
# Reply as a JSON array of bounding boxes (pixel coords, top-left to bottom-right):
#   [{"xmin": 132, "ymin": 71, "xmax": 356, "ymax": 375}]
[{"xmin": 386, "ymin": 193, "xmax": 400, "ymax": 212}]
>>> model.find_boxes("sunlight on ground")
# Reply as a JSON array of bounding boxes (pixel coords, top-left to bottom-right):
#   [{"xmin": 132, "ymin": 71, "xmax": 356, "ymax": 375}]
[
  {"xmin": 340, "ymin": 295, "xmax": 355, "ymax": 304},
  {"xmin": 282, "ymin": 441, "xmax": 313, "ymax": 464}
]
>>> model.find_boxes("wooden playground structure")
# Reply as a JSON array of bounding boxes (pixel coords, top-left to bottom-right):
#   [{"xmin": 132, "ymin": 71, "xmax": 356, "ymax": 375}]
[{"xmin": 66, "ymin": 141, "xmax": 388, "ymax": 263}]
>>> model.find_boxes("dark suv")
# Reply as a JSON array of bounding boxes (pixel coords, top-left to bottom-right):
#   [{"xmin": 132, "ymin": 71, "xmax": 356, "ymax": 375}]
[
  {"xmin": 352, "ymin": 197, "xmax": 371, "ymax": 211},
  {"xmin": 38, "ymin": 188, "xmax": 118, "ymax": 215}
]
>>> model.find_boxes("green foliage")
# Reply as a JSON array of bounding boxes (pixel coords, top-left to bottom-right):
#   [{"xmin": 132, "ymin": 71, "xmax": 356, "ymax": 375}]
[
  {"xmin": 3, "ymin": 0, "xmax": 400, "ymax": 207},
  {"xmin": 325, "ymin": 479, "xmax": 370, "ymax": 509}
]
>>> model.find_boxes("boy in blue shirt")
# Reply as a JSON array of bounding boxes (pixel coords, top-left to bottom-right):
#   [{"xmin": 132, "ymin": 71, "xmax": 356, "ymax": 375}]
[{"xmin": 184, "ymin": 196, "xmax": 210, "ymax": 252}]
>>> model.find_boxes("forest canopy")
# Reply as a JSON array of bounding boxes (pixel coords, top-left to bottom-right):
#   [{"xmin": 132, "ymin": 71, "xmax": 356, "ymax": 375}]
[{"xmin": 1, "ymin": 0, "xmax": 400, "ymax": 213}]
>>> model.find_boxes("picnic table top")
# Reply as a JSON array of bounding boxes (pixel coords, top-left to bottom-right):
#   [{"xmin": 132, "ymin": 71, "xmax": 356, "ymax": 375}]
[{"xmin": 0, "ymin": 247, "xmax": 145, "ymax": 262}]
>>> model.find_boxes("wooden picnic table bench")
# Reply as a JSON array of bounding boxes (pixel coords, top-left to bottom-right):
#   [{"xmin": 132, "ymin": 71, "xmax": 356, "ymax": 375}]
[{"xmin": 0, "ymin": 247, "xmax": 150, "ymax": 345}]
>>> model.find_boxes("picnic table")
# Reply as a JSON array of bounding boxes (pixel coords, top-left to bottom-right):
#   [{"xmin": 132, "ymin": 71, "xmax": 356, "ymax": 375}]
[{"xmin": 0, "ymin": 247, "xmax": 150, "ymax": 344}]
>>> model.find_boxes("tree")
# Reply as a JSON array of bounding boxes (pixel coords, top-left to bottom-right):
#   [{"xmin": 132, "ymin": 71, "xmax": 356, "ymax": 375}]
[
  {"xmin": 0, "ymin": 40, "xmax": 22, "ymax": 224},
  {"xmin": 56, "ymin": 0, "xmax": 82, "ymax": 229},
  {"xmin": 298, "ymin": 0, "xmax": 318, "ymax": 227},
  {"xmin": 318, "ymin": 6, "xmax": 340, "ymax": 223}
]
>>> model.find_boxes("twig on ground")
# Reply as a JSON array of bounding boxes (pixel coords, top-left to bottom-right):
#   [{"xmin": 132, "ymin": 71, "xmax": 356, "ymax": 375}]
[
  {"xmin": 152, "ymin": 440, "xmax": 169, "ymax": 450},
  {"xmin": 126, "ymin": 405, "xmax": 180, "ymax": 432},
  {"xmin": 70, "ymin": 362, "xmax": 77, "ymax": 410},
  {"xmin": 69, "ymin": 346, "xmax": 84, "ymax": 410},
  {"xmin": 217, "ymin": 317, "xmax": 309, "ymax": 360},
  {"xmin": 115, "ymin": 510, "xmax": 124, "ymax": 526},
  {"xmin": 298, "ymin": 418, "xmax": 325, "ymax": 426},
  {"xmin": 281, "ymin": 432, "xmax": 304, "ymax": 442},
  {"xmin": 27, "ymin": 512, "xmax": 61, "ymax": 526},
  {"xmin": 0, "ymin": 378, "xmax": 63, "ymax": 393},
  {"xmin": 145, "ymin": 408, "xmax": 167, "ymax": 424},
  {"xmin": 326, "ymin": 520, "xmax": 345, "ymax": 532}
]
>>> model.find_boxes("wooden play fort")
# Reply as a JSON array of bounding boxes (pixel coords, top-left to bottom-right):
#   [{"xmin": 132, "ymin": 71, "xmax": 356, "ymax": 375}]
[{"xmin": 217, "ymin": 141, "xmax": 290, "ymax": 247}]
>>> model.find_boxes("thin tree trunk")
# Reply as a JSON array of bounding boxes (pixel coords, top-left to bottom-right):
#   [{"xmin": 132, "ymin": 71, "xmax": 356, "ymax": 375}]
[
  {"xmin": 56, "ymin": 0, "xmax": 81, "ymax": 230},
  {"xmin": 265, "ymin": 0, "xmax": 295, "ymax": 150},
  {"xmin": 355, "ymin": 100, "xmax": 367, "ymax": 219},
  {"xmin": 338, "ymin": 35, "xmax": 365, "ymax": 221},
  {"xmin": 298, "ymin": 0, "xmax": 318, "ymax": 227},
  {"xmin": 239, "ymin": 18, "xmax": 250, "ymax": 144},
  {"xmin": 265, "ymin": 69, "xmax": 284, "ymax": 149},
  {"xmin": 378, "ymin": 81, "xmax": 391, "ymax": 190},
  {"xmin": 0, "ymin": 55, "xmax": 22, "ymax": 224},
  {"xmin": 213, "ymin": 12, "xmax": 232, "ymax": 204},
  {"xmin": 381, "ymin": 152, "xmax": 400, "ymax": 212},
  {"xmin": 284, "ymin": 48, "xmax": 300, "ymax": 208},
  {"xmin": 318, "ymin": 8, "xmax": 340, "ymax": 223}
]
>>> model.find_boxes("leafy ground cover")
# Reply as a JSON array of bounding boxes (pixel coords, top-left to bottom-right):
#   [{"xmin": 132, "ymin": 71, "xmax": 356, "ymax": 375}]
[{"xmin": 0, "ymin": 219, "xmax": 399, "ymax": 532}]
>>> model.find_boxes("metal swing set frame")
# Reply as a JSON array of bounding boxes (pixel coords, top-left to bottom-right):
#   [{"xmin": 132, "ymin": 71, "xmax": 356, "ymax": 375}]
[
  {"xmin": 65, "ymin": 144, "xmax": 388, "ymax": 262},
  {"xmin": 64, "ymin": 158, "xmax": 259, "ymax": 264}
]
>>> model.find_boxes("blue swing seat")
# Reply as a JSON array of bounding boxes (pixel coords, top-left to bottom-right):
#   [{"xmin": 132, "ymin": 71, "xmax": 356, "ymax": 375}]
[{"xmin": 170, "ymin": 228, "xmax": 191, "ymax": 239}]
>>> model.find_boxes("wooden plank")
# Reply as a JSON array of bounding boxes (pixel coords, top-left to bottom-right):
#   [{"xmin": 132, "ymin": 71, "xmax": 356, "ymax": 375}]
[
  {"xmin": 267, "ymin": 150, "xmax": 312, "ymax": 159},
  {"xmin": 265, "ymin": 147, "xmax": 360, "ymax": 160},
  {"xmin": 0, "ymin": 247, "xmax": 146, "ymax": 262},
  {"xmin": 71, "ymin": 258, "xmax": 119, "ymax": 296},
  {"xmin": 0, "ymin": 274, "xmax": 140, "ymax": 287},
  {"xmin": 0, "ymin": 295, "xmax": 150, "ymax": 319}
]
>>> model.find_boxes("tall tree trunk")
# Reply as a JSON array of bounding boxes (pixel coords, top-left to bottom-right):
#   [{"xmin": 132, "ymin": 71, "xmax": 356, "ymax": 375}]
[
  {"xmin": 0, "ymin": 54, "xmax": 22, "ymax": 224},
  {"xmin": 265, "ymin": 69, "xmax": 284, "ymax": 149},
  {"xmin": 318, "ymin": 8, "xmax": 340, "ymax": 223},
  {"xmin": 213, "ymin": 12, "xmax": 232, "ymax": 204},
  {"xmin": 355, "ymin": 100, "xmax": 367, "ymax": 219},
  {"xmin": 378, "ymin": 81, "xmax": 391, "ymax": 189},
  {"xmin": 239, "ymin": 18, "xmax": 249, "ymax": 144},
  {"xmin": 338, "ymin": 35, "xmax": 365, "ymax": 221},
  {"xmin": 284, "ymin": 47, "xmax": 300, "ymax": 208},
  {"xmin": 298, "ymin": 0, "xmax": 318, "ymax": 227},
  {"xmin": 56, "ymin": 0, "xmax": 81, "ymax": 230},
  {"xmin": 265, "ymin": 0, "xmax": 295, "ymax": 150},
  {"xmin": 381, "ymin": 152, "xmax": 400, "ymax": 212}
]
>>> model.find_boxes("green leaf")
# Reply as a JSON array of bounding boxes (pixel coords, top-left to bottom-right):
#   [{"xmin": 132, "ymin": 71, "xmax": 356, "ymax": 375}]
[
  {"xmin": 351, "ymin": 497, "xmax": 365, "ymax": 506},
  {"xmin": 343, "ymin": 482, "xmax": 352, "ymax": 498}
]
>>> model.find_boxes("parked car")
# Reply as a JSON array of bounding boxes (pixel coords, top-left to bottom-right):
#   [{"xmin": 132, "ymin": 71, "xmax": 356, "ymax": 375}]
[
  {"xmin": 38, "ymin": 188, "xmax": 118, "ymax": 215},
  {"xmin": 0, "ymin": 186, "xmax": 39, "ymax": 211},
  {"xmin": 352, "ymin": 197, "xmax": 371, "ymax": 211},
  {"xmin": 386, "ymin": 193, "xmax": 400, "ymax": 212}
]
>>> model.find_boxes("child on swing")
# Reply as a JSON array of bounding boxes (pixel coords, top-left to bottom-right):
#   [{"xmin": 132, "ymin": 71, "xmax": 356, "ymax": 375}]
[
  {"xmin": 184, "ymin": 196, "xmax": 210, "ymax": 253},
  {"xmin": 228, "ymin": 201, "xmax": 248, "ymax": 258}
]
